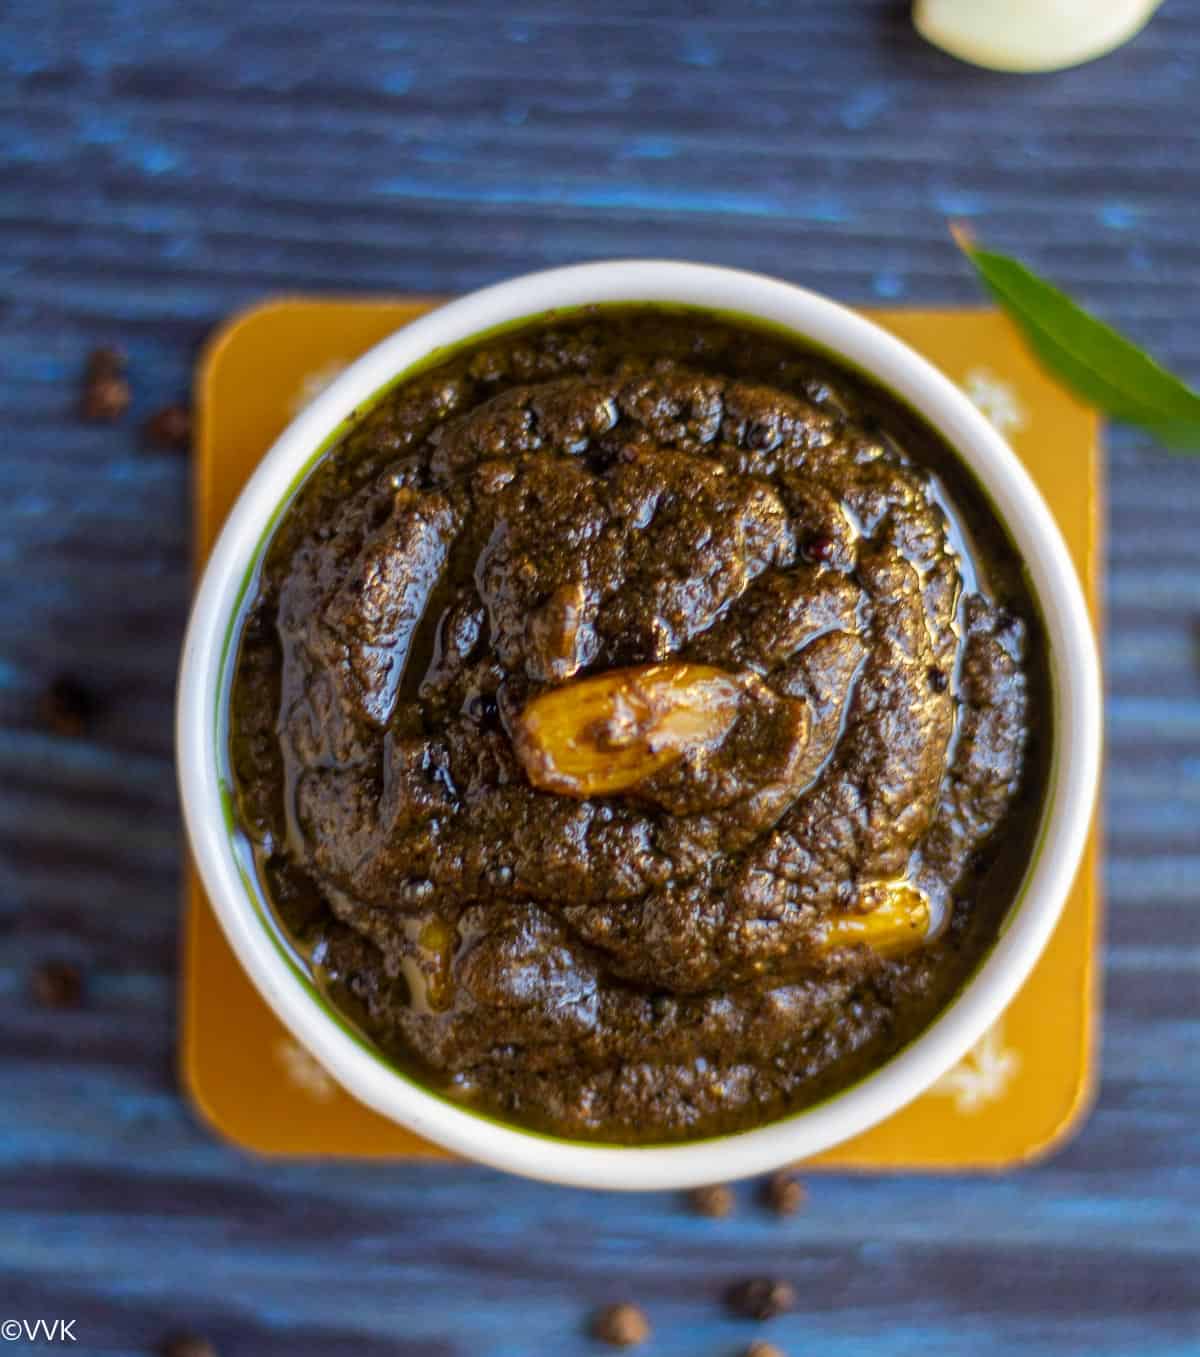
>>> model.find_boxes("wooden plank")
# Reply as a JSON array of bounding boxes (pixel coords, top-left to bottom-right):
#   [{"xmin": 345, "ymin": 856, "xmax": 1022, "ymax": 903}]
[{"xmin": 1, "ymin": 2, "xmax": 1197, "ymax": 1353}]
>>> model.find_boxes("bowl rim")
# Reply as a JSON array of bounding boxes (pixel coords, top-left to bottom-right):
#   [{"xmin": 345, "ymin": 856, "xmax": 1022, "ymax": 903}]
[{"xmin": 176, "ymin": 259, "xmax": 1102, "ymax": 1190}]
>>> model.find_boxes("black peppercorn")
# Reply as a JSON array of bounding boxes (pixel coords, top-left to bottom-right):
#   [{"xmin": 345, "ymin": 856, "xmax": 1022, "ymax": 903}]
[
  {"xmin": 592, "ymin": 1302, "xmax": 650, "ymax": 1347},
  {"xmin": 688, "ymin": 1182, "xmax": 735, "ymax": 1217},
  {"xmin": 39, "ymin": 676, "xmax": 96, "ymax": 738},
  {"xmin": 727, "ymin": 1277, "xmax": 796, "ymax": 1321},
  {"xmin": 32, "ymin": 961, "xmax": 84, "ymax": 1009}
]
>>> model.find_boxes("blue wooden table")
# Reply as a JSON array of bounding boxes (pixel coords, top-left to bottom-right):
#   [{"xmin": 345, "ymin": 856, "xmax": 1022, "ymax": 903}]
[{"xmin": 2, "ymin": 4, "xmax": 1198, "ymax": 1355}]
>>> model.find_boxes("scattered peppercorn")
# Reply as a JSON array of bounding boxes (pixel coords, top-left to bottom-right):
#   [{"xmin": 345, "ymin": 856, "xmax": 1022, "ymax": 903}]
[
  {"xmin": 727, "ymin": 1278, "xmax": 796, "ymax": 1321},
  {"xmin": 803, "ymin": 533, "xmax": 835, "ymax": 564},
  {"xmin": 762, "ymin": 1171, "xmax": 806, "ymax": 1217},
  {"xmin": 744, "ymin": 1343, "xmax": 787, "ymax": 1357},
  {"xmin": 39, "ymin": 675, "xmax": 96, "ymax": 738},
  {"xmin": 80, "ymin": 347, "xmax": 130, "ymax": 421},
  {"xmin": 80, "ymin": 373, "xmax": 131, "ymax": 421},
  {"xmin": 32, "ymin": 960, "xmax": 84, "ymax": 1009},
  {"xmin": 928, "ymin": 666, "xmax": 949, "ymax": 693},
  {"xmin": 688, "ymin": 1182, "xmax": 735, "ymax": 1218},
  {"xmin": 86, "ymin": 347, "xmax": 125, "ymax": 379},
  {"xmin": 160, "ymin": 1335, "xmax": 219, "ymax": 1357},
  {"xmin": 144, "ymin": 403, "xmax": 193, "ymax": 452},
  {"xmin": 592, "ymin": 1302, "xmax": 650, "ymax": 1348}
]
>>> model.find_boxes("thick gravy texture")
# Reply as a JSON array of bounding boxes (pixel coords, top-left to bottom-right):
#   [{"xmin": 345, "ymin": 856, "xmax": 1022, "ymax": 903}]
[{"xmin": 229, "ymin": 307, "xmax": 1050, "ymax": 1142}]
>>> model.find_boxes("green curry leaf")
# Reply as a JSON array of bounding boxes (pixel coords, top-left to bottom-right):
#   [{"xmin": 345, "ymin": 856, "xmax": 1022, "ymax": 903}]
[{"xmin": 953, "ymin": 227, "xmax": 1200, "ymax": 451}]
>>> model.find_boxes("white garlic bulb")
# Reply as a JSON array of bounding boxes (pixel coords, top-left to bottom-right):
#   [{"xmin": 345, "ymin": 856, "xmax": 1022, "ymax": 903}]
[{"xmin": 914, "ymin": 0, "xmax": 1162, "ymax": 73}]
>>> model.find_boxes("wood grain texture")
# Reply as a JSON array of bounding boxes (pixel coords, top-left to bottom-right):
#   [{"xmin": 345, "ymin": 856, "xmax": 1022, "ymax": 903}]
[{"xmin": 1, "ymin": 2, "xmax": 1197, "ymax": 1355}]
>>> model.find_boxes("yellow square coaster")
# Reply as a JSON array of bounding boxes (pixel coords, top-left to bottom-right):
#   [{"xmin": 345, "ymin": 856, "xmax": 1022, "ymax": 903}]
[{"xmin": 184, "ymin": 299, "xmax": 1101, "ymax": 1169}]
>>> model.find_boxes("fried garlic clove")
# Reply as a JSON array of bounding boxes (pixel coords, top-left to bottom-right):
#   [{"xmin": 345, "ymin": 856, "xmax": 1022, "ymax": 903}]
[
  {"xmin": 820, "ymin": 881, "xmax": 932, "ymax": 958},
  {"xmin": 513, "ymin": 663, "xmax": 744, "ymax": 799}
]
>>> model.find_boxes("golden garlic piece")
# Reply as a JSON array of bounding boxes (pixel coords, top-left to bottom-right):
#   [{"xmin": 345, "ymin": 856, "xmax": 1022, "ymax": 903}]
[
  {"xmin": 512, "ymin": 663, "xmax": 744, "ymax": 799},
  {"xmin": 819, "ymin": 881, "xmax": 932, "ymax": 958}
]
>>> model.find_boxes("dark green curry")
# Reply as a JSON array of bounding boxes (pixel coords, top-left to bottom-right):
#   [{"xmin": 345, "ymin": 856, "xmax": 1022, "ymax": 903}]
[{"xmin": 229, "ymin": 306, "xmax": 1050, "ymax": 1142}]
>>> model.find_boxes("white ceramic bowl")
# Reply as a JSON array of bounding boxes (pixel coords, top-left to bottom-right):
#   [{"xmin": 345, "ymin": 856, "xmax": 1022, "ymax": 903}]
[{"xmin": 177, "ymin": 260, "xmax": 1101, "ymax": 1189}]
